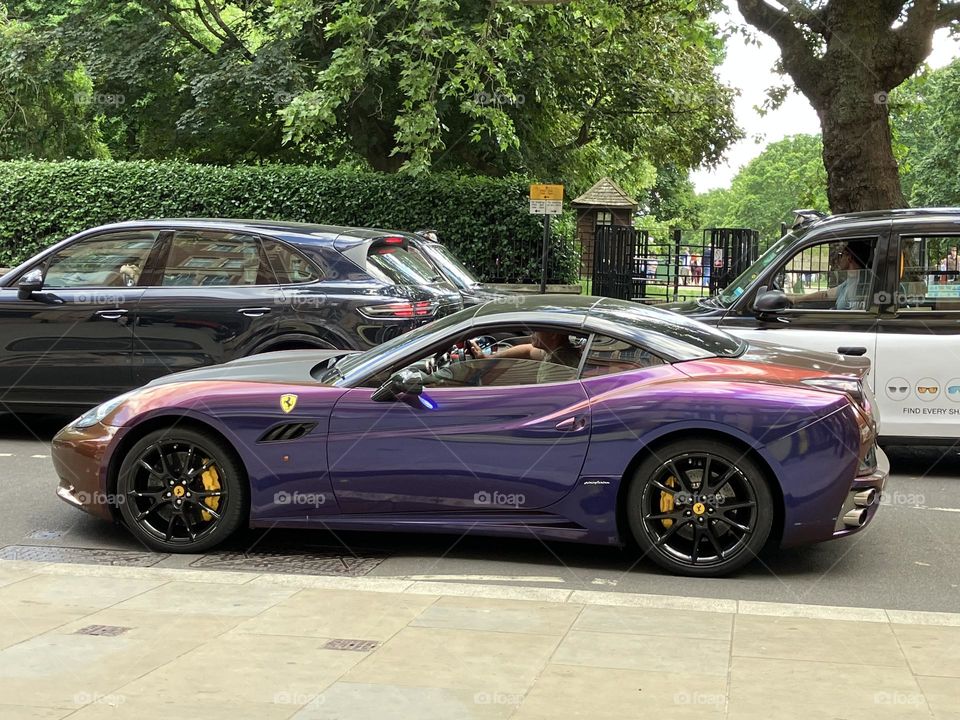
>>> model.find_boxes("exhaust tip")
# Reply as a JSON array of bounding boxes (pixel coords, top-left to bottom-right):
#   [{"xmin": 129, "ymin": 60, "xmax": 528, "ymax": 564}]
[
  {"xmin": 854, "ymin": 488, "xmax": 878, "ymax": 507},
  {"xmin": 843, "ymin": 508, "xmax": 867, "ymax": 528}
]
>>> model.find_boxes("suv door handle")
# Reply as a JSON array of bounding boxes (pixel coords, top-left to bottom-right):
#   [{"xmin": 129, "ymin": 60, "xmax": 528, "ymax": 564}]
[
  {"xmin": 238, "ymin": 307, "xmax": 271, "ymax": 318},
  {"xmin": 95, "ymin": 309, "xmax": 128, "ymax": 321},
  {"xmin": 838, "ymin": 346, "xmax": 867, "ymax": 356},
  {"xmin": 556, "ymin": 416, "xmax": 588, "ymax": 432}
]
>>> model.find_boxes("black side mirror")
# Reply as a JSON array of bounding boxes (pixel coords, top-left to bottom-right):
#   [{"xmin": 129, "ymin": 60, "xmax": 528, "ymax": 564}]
[
  {"xmin": 753, "ymin": 289, "xmax": 789, "ymax": 315},
  {"xmin": 371, "ymin": 369, "xmax": 425, "ymax": 402},
  {"xmin": 17, "ymin": 269, "xmax": 44, "ymax": 300}
]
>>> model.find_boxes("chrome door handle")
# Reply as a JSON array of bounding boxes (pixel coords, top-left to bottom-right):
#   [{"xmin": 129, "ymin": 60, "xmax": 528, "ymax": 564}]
[
  {"xmin": 556, "ymin": 416, "xmax": 587, "ymax": 432},
  {"xmin": 95, "ymin": 309, "xmax": 128, "ymax": 321},
  {"xmin": 238, "ymin": 307, "xmax": 272, "ymax": 317}
]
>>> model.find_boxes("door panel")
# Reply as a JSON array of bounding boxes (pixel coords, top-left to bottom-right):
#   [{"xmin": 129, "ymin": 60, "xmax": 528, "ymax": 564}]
[
  {"xmin": 327, "ymin": 383, "xmax": 591, "ymax": 513},
  {"xmin": 133, "ymin": 230, "xmax": 281, "ymax": 384},
  {"xmin": 0, "ymin": 287, "xmax": 144, "ymax": 407}
]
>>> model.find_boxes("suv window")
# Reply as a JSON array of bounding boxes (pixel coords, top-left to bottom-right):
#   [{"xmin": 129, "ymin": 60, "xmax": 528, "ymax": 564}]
[
  {"xmin": 262, "ymin": 238, "xmax": 320, "ymax": 283},
  {"xmin": 778, "ymin": 238, "xmax": 878, "ymax": 310},
  {"xmin": 160, "ymin": 231, "xmax": 273, "ymax": 286},
  {"xmin": 897, "ymin": 236, "xmax": 960, "ymax": 311},
  {"xmin": 42, "ymin": 231, "xmax": 160, "ymax": 288},
  {"xmin": 366, "ymin": 243, "xmax": 441, "ymax": 285}
]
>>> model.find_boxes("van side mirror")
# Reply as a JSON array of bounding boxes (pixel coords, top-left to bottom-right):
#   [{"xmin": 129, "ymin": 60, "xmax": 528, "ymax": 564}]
[
  {"xmin": 753, "ymin": 289, "xmax": 789, "ymax": 315},
  {"xmin": 17, "ymin": 269, "xmax": 44, "ymax": 300},
  {"xmin": 371, "ymin": 369, "xmax": 426, "ymax": 402}
]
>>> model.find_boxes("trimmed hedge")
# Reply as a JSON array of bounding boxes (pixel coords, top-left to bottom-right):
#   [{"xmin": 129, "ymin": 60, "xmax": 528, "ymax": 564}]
[{"xmin": 0, "ymin": 160, "xmax": 578, "ymax": 283}]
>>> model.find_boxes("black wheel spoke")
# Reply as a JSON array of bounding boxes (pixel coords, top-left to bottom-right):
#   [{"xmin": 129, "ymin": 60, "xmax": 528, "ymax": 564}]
[
  {"xmin": 719, "ymin": 501, "xmax": 756, "ymax": 513},
  {"xmin": 192, "ymin": 490, "xmax": 223, "ymax": 499},
  {"xmin": 651, "ymin": 478, "xmax": 680, "ymax": 495},
  {"xmin": 713, "ymin": 467, "xmax": 738, "ymax": 494},
  {"xmin": 182, "ymin": 509, "xmax": 198, "ymax": 541},
  {"xmin": 187, "ymin": 460, "xmax": 215, "ymax": 481},
  {"xmin": 704, "ymin": 522, "xmax": 726, "ymax": 559},
  {"xmin": 655, "ymin": 517, "xmax": 690, "ymax": 547},
  {"xmin": 163, "ymin": 514, "xmax": 176, "ymax": 541},
  {"xmin": 691, "ymin": 526, "xmax": 703, "ymax": 563},
  {"xmin": 182, "ymin": 446, "xmax": 196, "ymax": 479},
  {"xmin": 644, "ymin": 511, "xmax": 683, "ymax": 522},
  {"xmin": 700, "ymin": 455, "xmax": 713, "ymax": 494},
  {"xmin": 135, "ymin": 497, "xmax": 170, "ymax": 522},
  {"xmin": 189, "ymin": 498, "xmax": 221, "ymax": 520},
  {"xmin": 714, "ymin": 515, "xmax": 751, "ymax": 534},
  {"xmin": 666, "ymin": 460, "xmax": 694, "ymax": 494}
]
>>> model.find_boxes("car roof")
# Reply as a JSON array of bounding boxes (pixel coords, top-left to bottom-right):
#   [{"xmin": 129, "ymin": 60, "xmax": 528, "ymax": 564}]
[
  {"xmin": 83, "ymin": 219, "xmax": 417, "ymax": 247},
  {"xmin": 806, "ymin": 208, "xmax": 960, "ymax": 234}
]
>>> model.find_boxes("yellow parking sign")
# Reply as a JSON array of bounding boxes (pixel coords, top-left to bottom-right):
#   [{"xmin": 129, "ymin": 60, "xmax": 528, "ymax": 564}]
[{"xmin": 530, "ymin": 184, "xmax": 563, "ymax": 215}]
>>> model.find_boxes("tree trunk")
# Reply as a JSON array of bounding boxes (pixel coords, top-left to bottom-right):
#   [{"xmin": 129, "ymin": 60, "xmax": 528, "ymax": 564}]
[{"xmin": 818, "ymin": 87, "xmax": 907, "ymax": 213}]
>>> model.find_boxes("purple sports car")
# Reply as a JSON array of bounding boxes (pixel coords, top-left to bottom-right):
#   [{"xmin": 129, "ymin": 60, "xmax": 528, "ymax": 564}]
[{"xmin": 52, "ymin": 295, "xmax": 887, "ymax": 576}]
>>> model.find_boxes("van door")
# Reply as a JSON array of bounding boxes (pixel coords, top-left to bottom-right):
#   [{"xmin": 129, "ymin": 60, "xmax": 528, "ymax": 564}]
[{"xmin": 873, "ymin": 229, "xmax": 960, "ymax": 442}]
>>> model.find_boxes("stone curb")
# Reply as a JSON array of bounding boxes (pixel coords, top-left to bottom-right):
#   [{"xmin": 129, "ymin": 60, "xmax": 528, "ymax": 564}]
[{"xmin": 5, "ymin": 558, "xmax": 960, "ymax": 626}]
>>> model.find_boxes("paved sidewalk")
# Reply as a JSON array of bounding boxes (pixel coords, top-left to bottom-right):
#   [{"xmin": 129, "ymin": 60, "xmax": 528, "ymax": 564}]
[{"xmin": 0, "ymin": 559, "xmax": 958, "ymax": 719}]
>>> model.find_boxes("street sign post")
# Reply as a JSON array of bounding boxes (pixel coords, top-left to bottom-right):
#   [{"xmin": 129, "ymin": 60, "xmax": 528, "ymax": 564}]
[{"xmin": 530, "ymin": 184, "xmax": 564, "ymax": 293}]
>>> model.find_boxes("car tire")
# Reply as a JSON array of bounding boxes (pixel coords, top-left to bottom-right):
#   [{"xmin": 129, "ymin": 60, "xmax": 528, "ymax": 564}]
[
  {"xmin": 626, "ymin": 438, "xmax": 774, "ymax": 578},
  {"xmin": 116, "ymin": 427, "xmax": 248, "ymax": 553}
]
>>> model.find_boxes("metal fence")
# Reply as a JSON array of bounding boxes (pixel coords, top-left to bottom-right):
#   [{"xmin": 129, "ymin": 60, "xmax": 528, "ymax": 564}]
[{"xmin": 589, "ymin": 226, "xmax": 760, "ymax": 302}]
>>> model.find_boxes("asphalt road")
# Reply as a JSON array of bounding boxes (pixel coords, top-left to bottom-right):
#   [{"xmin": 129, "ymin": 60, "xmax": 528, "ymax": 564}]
[{"xmin": 1, "ymin": 412, "xmax": 959, "ymax": 613}]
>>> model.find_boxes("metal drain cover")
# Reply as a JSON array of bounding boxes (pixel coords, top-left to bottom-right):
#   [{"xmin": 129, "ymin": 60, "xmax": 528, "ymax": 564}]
[
  {"xmin": 324, "ymin": 638, "xmax": 379, "ymax": 652},
  {"xmin": 189, "ymin": 548, "xmax": 387, "ymax": 576},
  {"xmin": 75, "ymin": 625, "xmax": 130, "ymax": 637},
  {"xmin": 0, "ymin": 545, "xmax": 166, "ymax": 567}
]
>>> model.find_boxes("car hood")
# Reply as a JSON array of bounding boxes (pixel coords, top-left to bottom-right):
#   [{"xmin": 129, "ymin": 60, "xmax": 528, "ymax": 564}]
[{"xmin": 145, "ymin": 349, "xmax": 357, "ymax": 387}]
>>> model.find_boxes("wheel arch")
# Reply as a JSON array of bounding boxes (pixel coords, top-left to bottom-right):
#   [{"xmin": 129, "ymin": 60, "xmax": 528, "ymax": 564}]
[
  {"xmin": 252, "ymin": 330, "xmax": 352, "ymax": 354},
  {"xmin": 106, "ymin": 414, "xmax": 250, "ymax": 519},
  {"xmin": 614, "ymin": 428, "xmax": 785, "ymax": 552}
]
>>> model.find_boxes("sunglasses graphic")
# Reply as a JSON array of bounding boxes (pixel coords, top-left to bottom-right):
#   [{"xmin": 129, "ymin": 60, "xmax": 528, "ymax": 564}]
[
  {"xmin": 917, "ymin": 386, "xmax": 939, "ymax": 394},
  {"xmin": 949, "ymin": 386, "xmax": 960, "ymax": 395},
  {"xmin": 888, "ymin": 386, "xmax": 908, "ymax": 393}
]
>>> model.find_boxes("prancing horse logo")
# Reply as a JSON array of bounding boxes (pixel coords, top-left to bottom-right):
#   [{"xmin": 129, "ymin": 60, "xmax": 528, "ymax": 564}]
[{"xmin": 280, "ymin": 394, "xmax": 298, "ymax": 413}]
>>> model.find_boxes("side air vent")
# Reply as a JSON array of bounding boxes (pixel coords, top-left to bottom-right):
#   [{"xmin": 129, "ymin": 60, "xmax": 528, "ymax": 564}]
[{"xmin": 258, "ymin": 422, "xmax": 317, "ymax": 443}]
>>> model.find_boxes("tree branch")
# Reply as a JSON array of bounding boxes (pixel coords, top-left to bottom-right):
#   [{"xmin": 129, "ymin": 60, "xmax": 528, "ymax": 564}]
[
  {"xmin": 881, "ymin": 0, "xmax": 938, "ymax": 87},
  {"xmin": 774, "ymin": 0, "xmax": 828, "ymax": 30},
  {"xmin": 737, "ymin": 0, "xmax": 827, "ymax": 101},
  {"xmin": 146, "ymin": 0, "xmax": 215, "ymax": 56},
  {"xmin": 936, "ymin": 1, "xmax": 960, "ymax": 25},
  {"xmin": 200, "ymin": 0, "xmax": 254, "ymax": 60}
]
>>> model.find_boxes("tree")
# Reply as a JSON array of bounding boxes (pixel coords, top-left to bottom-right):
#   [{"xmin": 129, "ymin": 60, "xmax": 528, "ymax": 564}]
[
  {"xmin": 697, "ymin": 134, "xmax": 829, "ymax": 241},
  {"xmin": 0, "ymin": 5, "xmax": 107, "ymax": 159},
  {"xmin": 737, "ymin": 0, "xmax": 960, "ymax": 213},
  {"xmin": 890, "ymin": 58, "xmax": 960, "ymax": 205}
]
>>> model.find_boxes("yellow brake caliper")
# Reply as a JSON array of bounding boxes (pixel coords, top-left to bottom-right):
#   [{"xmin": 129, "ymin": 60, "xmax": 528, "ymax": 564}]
[
  {"xmin": 199, "ymin": 461, "xmax": 221, "ymax": 522},
  {"xmin": 660, "ymin": 476, "xmax": 677, "ymax": 528}
]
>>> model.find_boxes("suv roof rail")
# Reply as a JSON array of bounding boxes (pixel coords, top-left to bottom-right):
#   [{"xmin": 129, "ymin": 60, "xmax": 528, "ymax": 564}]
[{"xmin": 790, "ymin": 209, "xmax": 828, "ymax": 229}]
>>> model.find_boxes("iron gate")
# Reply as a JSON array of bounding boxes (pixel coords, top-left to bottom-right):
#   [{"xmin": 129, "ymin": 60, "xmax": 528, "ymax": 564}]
[{"xmin": 592, "ymin": 225, "xmax": 647, "ymax": 300}]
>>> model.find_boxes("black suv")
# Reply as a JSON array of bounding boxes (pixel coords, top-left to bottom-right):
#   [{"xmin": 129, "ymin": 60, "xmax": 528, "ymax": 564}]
[{"xmin": 0, "ymin": 219, "xmax": 462, "ymax": 411}]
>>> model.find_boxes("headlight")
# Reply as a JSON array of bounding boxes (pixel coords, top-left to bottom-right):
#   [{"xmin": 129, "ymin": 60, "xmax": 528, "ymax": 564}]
[
  {"xmin": 70, "ymin": 392, "xmax": 134, "ymax": 429},
  {"xmin": 801, "ymin": 377, "xmax": 865, "ymax": 407}
]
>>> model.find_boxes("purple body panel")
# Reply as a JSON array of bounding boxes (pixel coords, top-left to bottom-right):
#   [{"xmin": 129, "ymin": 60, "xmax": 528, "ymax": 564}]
[{"xmin": 64, "ymin": 351, "xmax": 871, "ymax": 551}]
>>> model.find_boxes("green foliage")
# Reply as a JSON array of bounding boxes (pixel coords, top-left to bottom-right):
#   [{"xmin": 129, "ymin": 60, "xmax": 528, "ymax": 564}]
[
  {"xmin": 0, "ymin": 160, "xmax": 576, "ymax": 282},
  {"xmin": 3, "ymin": 0, "xmax": 740, "ymax": 190},
  {"xmin": 696, "ymin": 134, "xmax": 829, "ymax": 243},
  {"xmin": 0, "ymin": 8, "xmax": 107, "ymax": 159},
  {"xmin": 890, "ymin": 59, "xmax": 960, "ymax": 207}
]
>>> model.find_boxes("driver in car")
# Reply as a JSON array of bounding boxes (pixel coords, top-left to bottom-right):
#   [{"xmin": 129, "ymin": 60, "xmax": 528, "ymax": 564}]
[
  {"xmin": 787, "ymin": 241, "xmax": 872, "ymax": 310},
  {"xmin": 468, "ymin": 330, "xmax": 581, "ymax": 368}
]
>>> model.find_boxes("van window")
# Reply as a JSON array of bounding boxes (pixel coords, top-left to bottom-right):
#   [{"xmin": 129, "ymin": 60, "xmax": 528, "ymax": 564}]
[
  {"xmin": 776, "ymin": 238, "xmax": 878, "ymax": 310},
  {"xmin": 896, "ymin": 236, "xmax": 960, "ymax": 311},
  {"xmin": 366, "ymin": 243, "xmax": 441, "ymax": 285}
]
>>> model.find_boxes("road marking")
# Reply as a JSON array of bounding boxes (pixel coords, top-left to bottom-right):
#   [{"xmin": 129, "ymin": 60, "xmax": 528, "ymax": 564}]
[
  {"xmin": 915, "ymin": 506, "xmax": 960, "ymax": 513},
  {"xmin": 0, "ymin": 453, "xmax": 11, "ymax": 457},
  {"xmin": 31, "ymin": 454, "xmax": 48, "ymax": 459}
]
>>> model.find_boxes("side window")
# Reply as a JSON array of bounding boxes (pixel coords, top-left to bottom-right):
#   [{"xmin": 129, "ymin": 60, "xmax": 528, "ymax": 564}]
[
  {"xmin": 896, "ymin": 236, "xmax": 960, "ymax": 311},
  {"xmin": 261, "ymin": 238, "xmax": 320, "ymax": 284},
  {"xmin": 42, "ymin": 231, "xmax": 160, "ymax": 288},
  {"xmin": 366, "ymin": 326, "xmax": 586, "ymax": 389},
  {"xmin": 160, "ymin": 231, "xmax": 272, "ymax": 287},
  {"xmin": 778, "ymin": 238, "xmax": 878, "ymax": 310},
  {"xmin": 580, "ymin": 334, "xmax": 664, "ymax": 379}
]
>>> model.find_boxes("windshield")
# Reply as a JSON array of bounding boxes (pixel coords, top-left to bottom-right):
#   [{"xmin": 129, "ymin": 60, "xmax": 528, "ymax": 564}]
[
  {"xmin": 316, "ymin": 307, "xmax": 475, "ymax": 383},
  {"xmin": 426, "ymin": 244, "xmax": 479, "ymax": 290},
  {"xmin": 718, "ymin": 232, "xmax": 799, "ymax": 306},
  {"xmin": 366, "ymin": 244, "xmax": 443, "ymax": 285}
]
